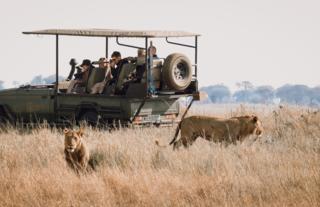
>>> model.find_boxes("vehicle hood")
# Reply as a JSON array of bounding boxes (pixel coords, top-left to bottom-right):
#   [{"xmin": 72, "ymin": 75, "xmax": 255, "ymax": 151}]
[{"xmin": 0, "ymin": 88, "xmax": 20, "ymax": 95}]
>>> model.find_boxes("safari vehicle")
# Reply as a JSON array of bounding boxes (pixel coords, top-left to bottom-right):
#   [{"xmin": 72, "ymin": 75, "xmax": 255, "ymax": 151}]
[{"xmin": 0, "ymin": 29, "xmax": 200, "ymax": 126}]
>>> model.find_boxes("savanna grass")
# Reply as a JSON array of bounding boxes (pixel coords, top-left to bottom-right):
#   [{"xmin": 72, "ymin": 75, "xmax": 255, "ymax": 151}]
[{"xmin": 0, "ymin": 104, "xmax": 319, "ymax": 206}]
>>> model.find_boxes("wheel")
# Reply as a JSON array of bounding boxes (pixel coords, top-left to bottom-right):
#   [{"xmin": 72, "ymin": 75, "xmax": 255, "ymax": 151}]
[
  {"xmin": 79, "ymin": 110, "xmax": 99, "ymax": 126},
  {"xmin": 0, "ymin": 115, "xmax": 9, "ymax": 128},
  {"xmin": 0, "ymin": 115, "xmax": 7, "ymax": 123},
  {"xmin": 162, "ymin": 53, "xmax": 193, "ymax": 91},
  {"xmin": 0, "ymin": 107, "xmax": 9, "ymax": 126}
]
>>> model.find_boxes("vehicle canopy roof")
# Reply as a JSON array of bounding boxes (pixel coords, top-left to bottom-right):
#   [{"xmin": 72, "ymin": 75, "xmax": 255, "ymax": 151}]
[{"xmin": 23, "ymin": 29, "xmax": 200, "ymax": 38}]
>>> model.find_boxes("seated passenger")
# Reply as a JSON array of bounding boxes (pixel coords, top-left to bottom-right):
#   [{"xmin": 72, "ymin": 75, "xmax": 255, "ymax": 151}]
[
  {"xmin": 136, "ymin": 49, "xmax": 146, "ymax": 65},
  {"xmin": 110, "ymin": 51, "xmax": 131, "ymax": 94},
  {"xmin": 90, "ymin": 57, "xmax": 112, "ymax": 94},
  {"xmin": 119, "ymin": 49, "xmax": 146, "ymax": 94},
  {"xmin": 134, "ymin": 48, "xmax": 146, "ymax": 82},
  {"xmin": 75, "ymin": 59, "xmax": 92, "ymax": 82},
  {"xmin": 147, "ymin": 45, "xmax": 160, "ymax": 93},
  {"xmin": 92, "ymin": 57, "xmax": 108, "ymax": 70},
  {"xmin": 110, "ymin": 51, "xmax": 123, "ymax": 81},
  {"xmin": 148, "ymin": 45, "xmax": 158, "ymax": 59},
  {"xmin": 67, "ymin": 59, "xmax": 92, "ymax": 93},
  {"xmin": 123, "ymin": 49, "xmax": 146, "ymax": 83},
  {"xmin": 66, "ymin": 58, "xmax": 77, "ymax": 81}
]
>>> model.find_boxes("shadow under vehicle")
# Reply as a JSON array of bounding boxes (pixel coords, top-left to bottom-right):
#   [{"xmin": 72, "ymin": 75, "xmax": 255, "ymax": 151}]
[{"xmin": 0, "ymin": 29, "xmax": 200, "ymax": 127}]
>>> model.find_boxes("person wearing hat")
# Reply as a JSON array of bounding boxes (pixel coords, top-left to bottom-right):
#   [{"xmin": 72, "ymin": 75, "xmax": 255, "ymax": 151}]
[
  {"xmin": 74, "ymin": 59, "xmax": 92, "ymax": 81},
  {"xmin": 90, "ymin": 57, "xmax": 113, "ymax": 94},
  {"xmin": 67, "ymin": 59, "xmax": 93, "ymax": 93}
]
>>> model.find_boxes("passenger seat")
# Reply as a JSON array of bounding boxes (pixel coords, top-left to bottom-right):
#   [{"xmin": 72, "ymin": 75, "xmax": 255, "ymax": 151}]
[
  {"xmin": 86, "ymin": 68, "xmax": 107, "ymax": 93},
  {"xmin": 115, "ymin": 63, "xmax": 136, "ymax": 92}
]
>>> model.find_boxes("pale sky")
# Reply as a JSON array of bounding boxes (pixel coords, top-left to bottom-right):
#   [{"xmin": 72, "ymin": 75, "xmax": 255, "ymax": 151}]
[{"xmin": 1, "ymin": 0, "xmax": 319, "ymax": 90}]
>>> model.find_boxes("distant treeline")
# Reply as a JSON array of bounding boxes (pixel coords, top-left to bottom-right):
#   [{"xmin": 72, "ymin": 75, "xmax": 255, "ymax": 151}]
[
  {"xmin": 201, "ymin": 81, "xmax": 320, "ymax": 106},
  {"xmin": 29, "ymin": 75, "xmax": 65, "ymax": 85},
  {"xmin": 0, "ymin": 78, "xmax": 319, "ymax": 106},
  {"xmin": 0, "ymin": 75, "xmax": 65, "ymax": 89}
]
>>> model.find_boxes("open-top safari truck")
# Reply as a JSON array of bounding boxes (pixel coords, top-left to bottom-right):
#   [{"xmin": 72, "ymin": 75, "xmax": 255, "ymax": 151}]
[{"xmin": 0, "ymin": 29, "xmax": 200, "ymax": 126}]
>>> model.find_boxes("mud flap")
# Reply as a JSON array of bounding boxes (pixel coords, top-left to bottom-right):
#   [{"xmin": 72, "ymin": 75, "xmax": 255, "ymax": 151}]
[
  {"xmin": 130, "ymin": 98, "xmax": 147, "ymax": 123},
  {"xmin": 169, "ymin": 97, "xmax": 194, "ymax": 145}
]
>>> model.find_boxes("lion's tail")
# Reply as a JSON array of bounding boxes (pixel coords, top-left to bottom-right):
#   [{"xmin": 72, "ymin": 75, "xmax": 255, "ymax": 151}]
[
  {"xmin": 169, "ymin": 122, "xmax": 181, "ymax": 145},
  {"xmin": 155, "ymin": 140, "xmax": 167, "ymax": 148}
]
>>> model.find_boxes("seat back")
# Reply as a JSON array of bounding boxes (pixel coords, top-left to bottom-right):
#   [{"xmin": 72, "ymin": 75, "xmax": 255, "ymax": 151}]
[
  {"xmin": 86, "ymin": 68, "xmax": 107, "ymax": 93},
  {"xmin": 115, "ymin": 63, "xmax": 136, "ymax": 91},
  {"xmin": 58, "ymin": 80, "xmax": 71, "ymax": 91}
]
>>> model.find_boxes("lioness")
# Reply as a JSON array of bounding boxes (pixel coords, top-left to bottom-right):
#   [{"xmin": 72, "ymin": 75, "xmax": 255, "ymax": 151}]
[
  {"xmin": 64, "ymin": 128, "xmax": 89, "ymax": 173},
  {"xmin": 169, "ymin": 115, "xmax": 263, "ymax": 150}
]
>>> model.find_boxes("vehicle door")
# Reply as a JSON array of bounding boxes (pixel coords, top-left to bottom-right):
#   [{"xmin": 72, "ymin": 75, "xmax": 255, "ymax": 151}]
[{"xmin": 16, "ymin": 87, "xmax": 55, "ymax": 121}]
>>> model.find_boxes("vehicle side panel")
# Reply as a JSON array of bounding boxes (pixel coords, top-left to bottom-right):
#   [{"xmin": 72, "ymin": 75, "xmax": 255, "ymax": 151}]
[
  {"xmin": 56, "ymin": 94, "xmax": 179, "ymax": 122},
  {"xmin": 0, "ymin": 88, "xmax": 54, "ymax": 121}
]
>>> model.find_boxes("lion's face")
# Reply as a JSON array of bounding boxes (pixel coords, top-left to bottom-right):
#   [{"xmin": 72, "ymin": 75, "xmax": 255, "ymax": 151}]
[
  {"xmin": 64, "ymin": 128, "xmax": 84, "ymax": 153},
  {"xmin": 248, "ymin": 116, "xmax": 263, "ymax": 136}
]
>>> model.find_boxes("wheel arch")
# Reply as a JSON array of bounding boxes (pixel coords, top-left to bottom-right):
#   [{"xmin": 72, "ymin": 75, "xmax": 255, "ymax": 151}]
[{"xmin": 75, "ymin": 103, "xmax": 100, "ymax": 119}]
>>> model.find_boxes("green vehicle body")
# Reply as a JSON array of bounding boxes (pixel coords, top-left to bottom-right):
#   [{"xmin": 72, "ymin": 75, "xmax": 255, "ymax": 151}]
[
  {"xmin": 0, "ymin": 86, "xmax": 181, "ymax": 125},
  {"xmin": 0, "ymin": 29, "xmax": 200, "ymax": 126}
]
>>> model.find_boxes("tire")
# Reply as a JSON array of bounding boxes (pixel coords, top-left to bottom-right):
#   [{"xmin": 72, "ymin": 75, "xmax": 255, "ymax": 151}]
[
  {"xmin": 0, "ymin": 116, "xmax": 7, "ymax": 124},
  {"xmin": 79, "ymin": 110, "xmax": 99, "ymax": 126},
  {"xmin": 162, "ymin": 53, "xmax": 193, "ymax": 91},
  {"xmin": 0, "ymin": 115, "xmax": 9, "ymax": 128},
  {"xmin": 0, "ymin": 107, "xmax": 8, "ymax": 125}
]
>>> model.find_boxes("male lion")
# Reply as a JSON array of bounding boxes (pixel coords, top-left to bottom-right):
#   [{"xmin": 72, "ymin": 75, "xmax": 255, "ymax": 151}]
[
  {"xmin": 169, "ymin": 115, "xmax": 263, "ymax": 150},
  {"xmin": 64, "ymin": 128, "xmax": 90, "ymax": 173}
]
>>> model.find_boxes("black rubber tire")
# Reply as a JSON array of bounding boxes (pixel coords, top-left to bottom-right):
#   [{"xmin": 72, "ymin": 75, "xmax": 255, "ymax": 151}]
[
  {"xmin": 0, "ymin": 107, "xmax": 8, "ymax": 125},
  {"xmin": 162, "ymin": 53, "xmax": 193, "ymax": 91},
  {"xmin": 0, "ymin": 116, "xmax": 7, "ymax": 124},
  {"xmin": 0, "ymin": 115, "xmax": 9, "ymax": 128},
  {"xmin": 79, "ymin": 111, "xmax": 99, "ymax": 126}
]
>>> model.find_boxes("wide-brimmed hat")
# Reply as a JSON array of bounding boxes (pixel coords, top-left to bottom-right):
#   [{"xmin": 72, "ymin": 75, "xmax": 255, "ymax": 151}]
[{"xmin": 80, "ymin": 59, "xmax": 91, "ymax": 66}]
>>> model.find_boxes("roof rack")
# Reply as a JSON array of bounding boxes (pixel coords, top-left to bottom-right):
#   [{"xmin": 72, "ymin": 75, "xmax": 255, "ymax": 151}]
[
  {"xmin": 22, "ymin": 28, "xmax": 199, "ymax": 104},
  {"xmin": 23, "ymin": 29, "xmax": 200, "ymax": 38}
]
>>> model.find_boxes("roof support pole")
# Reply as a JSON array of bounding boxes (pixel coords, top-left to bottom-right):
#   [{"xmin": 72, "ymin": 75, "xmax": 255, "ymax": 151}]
[
  {"xmin": 145, "ymin": 37, "xmax": 149, "ymax": 95},
  {"xmin": 165, "ymin": 37, "xmax": 196, "ymax": 48},
  {"xmin": 54, "ymin": 34, "xmax": 59, "ymax": 113},
  {"xmin": 166, "ymin": 36, "xmax": 198, "ymax": 77},
  {"xmin": 148, "ymin": 41, "xmax": 154, "ymax": 94},
  {"xmin": 105, "ymin": 37, "xmax": 109, "ymax": 58},
  {"xmin": 116, "ymin": 37, "xmax": 144, "ymax": 49},
  {"xmin": 195, "ymin": 36, "xmax": 198, "ymax": 77}
]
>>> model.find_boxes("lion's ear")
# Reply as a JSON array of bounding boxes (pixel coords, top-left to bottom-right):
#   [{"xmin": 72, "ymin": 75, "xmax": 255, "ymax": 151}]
[
  {"xmin": 63, "ymin": 128, "xmax": 70, "ymax": 134},
  {"xmin": 252, "ymin": 116, "xmax": 258, "ymax": 123},
  {"xmin": 77, "ymin": 128, "xmax": 85, "ymax": 137}
]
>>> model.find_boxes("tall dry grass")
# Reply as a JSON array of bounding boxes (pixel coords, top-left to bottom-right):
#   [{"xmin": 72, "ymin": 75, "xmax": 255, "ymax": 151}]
[{"xmin": 0, "ymin": 104, "xmax": 319, "ymax": 207}]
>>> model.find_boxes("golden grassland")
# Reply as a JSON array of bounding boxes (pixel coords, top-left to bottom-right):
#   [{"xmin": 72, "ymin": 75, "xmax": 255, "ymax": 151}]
[{"xmin": 0, "ymin": 104, "xmax": 319, "ymax": 207}]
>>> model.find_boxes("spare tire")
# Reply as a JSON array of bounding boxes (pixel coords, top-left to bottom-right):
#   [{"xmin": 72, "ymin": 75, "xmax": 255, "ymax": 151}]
[{"xmin": 162, "ymin": 53, "xmax": 193, "ymax": 91}]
